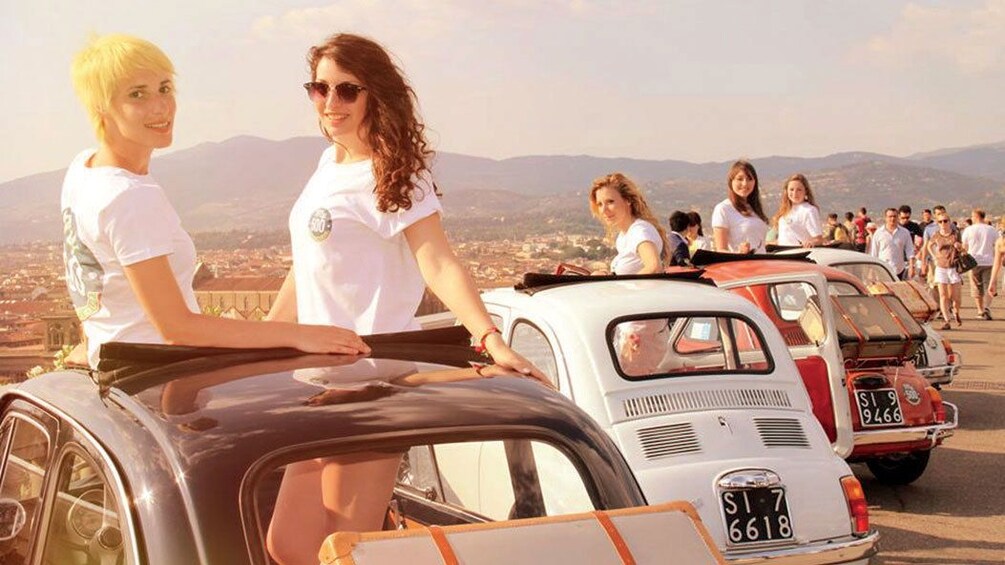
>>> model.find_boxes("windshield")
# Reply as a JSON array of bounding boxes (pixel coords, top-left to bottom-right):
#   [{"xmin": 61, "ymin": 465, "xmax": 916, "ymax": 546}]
[
  {"xmin": 834, "ymin": 262, "xmax": 896, "ymax": 285},
  {"xmin": 608, "ymin": 313, "xmax": 773, "ymax": 379}
]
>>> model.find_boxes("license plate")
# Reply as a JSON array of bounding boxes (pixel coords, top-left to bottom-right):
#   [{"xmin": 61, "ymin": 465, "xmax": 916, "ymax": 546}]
[
  {"xmin": 721, "ymin": 487, "xmax": 793, "ymax": 546},
  {"xmin": 912, "ymin": 346, "xmax": 929, "ymax": 368},
  {"xmin": 856, "ymin": 388, "xmax": 904, "ymax": 427}
]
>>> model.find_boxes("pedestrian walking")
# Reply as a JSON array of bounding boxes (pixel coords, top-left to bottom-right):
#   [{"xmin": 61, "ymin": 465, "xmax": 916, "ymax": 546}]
[
  {"xmin": 870, "ymin": 208, "xmax": 915, "ymax": 280},
  {"xmin": 961, "ymin": 208, "xmax": 999, "ymax": 319},
  {"xmin": 924, "ymin": 211, "xmax": 964, "ymax": 329}
]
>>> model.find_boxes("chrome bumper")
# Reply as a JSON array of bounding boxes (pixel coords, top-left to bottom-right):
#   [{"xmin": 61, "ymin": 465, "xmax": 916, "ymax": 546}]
[
  {"xmin": 725, "ymin": 531, "xmax": 879, "ymax": 565},
  {"xmin": 915, "ymin": 358, "xmax": 961, "ymax": 386},
  {"xmin": 853, "ymin": 401, "xmax": 959, "ymax": 448}
]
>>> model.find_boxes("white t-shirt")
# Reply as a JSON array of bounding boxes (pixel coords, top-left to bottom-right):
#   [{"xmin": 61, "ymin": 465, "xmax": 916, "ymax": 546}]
[
  {"xmin": 289, "ymin": 148, "xmax": 442, "ymax": 334},
  {"xmin": 611, "ymin": 219, "xmax": 663, "ymax": 275},
  {"xmin": 60, "ymin": 149, "xmax": 199, "ymax": 368},
  {"xmin": 776, "ymin": 202, "xmax": 823, "ymax": 246},
  {"xmin": 711, "ymin": 199, "xmax": 768, "ymax": 253},
  {"xmin": 961, "ymin": 223, "xmax": 999, "ymax": 266}
]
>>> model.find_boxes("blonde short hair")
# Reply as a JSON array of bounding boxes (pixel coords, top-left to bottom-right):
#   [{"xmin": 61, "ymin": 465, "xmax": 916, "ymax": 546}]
[{"xmin": 71, "ymin": 34, "xmax": 174, "ymax": 141}]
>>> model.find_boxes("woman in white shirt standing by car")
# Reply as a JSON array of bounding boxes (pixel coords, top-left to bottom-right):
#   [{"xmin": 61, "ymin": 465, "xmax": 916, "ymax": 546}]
[
  {"xmin": 589, "ymin": 172, "xmax": 670, "ymax": 274},
  {"xmin": 264, "ymin": 33, "xmax": 546, "ymax": 565},
  {"xmin": 772, "ymin": 173, "xmax": 824, "ymax": 248},
  {"xmin": 712, "ymin": 160, "xmax": 769, "ymax": 253}
]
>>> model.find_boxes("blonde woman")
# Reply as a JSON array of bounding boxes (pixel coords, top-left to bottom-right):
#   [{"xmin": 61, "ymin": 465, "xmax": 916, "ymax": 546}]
[
  {"xmin": 772, "ymin": 173, "xmax": 824, "ymax": 248},
  {"xmin": 588, "ymin": 172, "xmax": 670, "ymax": 274},
  {"xmin": 62, "ymin": 34, "xmax": 368, "ymax": 370}
]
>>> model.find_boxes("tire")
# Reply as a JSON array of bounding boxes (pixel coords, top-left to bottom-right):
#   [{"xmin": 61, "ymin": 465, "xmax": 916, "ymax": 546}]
[{"xmin": 865, "ymin": 450, "xmax": 931, "ymax": 485}]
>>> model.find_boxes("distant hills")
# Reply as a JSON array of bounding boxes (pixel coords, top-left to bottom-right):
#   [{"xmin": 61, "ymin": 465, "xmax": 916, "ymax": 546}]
[{"xmin": 1, "ymin": 136, "xmax": 1003, "ymax": 245}]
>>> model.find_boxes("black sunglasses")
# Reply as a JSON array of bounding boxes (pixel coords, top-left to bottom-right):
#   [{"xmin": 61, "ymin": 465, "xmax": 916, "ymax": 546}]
[
  {"xmin": 303, "ymin": 81, "xmax": 366, "ymax": 103},
  {"xmin": 937, "ymin": 219, "xmax": 950, "ymax": 224}
]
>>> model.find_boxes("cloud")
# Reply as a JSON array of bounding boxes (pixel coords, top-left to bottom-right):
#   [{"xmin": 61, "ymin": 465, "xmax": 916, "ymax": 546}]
[
  {"xmin": 252, "ymin": 0, "xmax": 465, "ymax": 44},
  {"xmin": 855, "ymin": 0, "xmax": 1005, "ymax": 75}
]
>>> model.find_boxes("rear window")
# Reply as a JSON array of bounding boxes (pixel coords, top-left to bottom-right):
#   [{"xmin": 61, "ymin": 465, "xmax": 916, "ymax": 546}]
[
  {"xmin": 834, "ymin": 263, "xmax": 896, "ymax": 285},
  {"xmin": 608, "ymin": 313, "xmax": 773, "ymax": 379}
]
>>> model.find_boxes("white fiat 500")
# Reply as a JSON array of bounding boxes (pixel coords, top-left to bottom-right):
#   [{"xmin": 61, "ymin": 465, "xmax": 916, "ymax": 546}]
[
  {"xmin": 471, "ymin": 273, "xmax": 878, "ymax": 564},
  {"xmin": 777, "ymin": 247, "xmax": 961, "ymax": 386}
]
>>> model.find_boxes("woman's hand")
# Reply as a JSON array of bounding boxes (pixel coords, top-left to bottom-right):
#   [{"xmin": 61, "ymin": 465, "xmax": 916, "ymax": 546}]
[
  {"xmin": 484, "ymin": 333, "xmax": 554, "ymax": 388},
  {"xmin": 294, "ymin": 324, "xmax": 371, "ymax": 355},
  {"xmin": 738, "ymin": 240, "xmax": 752, "ymax": 254}
]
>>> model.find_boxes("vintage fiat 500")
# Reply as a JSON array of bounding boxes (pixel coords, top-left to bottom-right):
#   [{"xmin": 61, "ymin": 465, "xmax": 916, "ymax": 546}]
[
  {"xmin": 0, "ymin": 329, "xmax": 730, "ymax": 565},
  {"xmin": 694, "ymin": 252, "xmax": 957, "ymax": 485},
  {"xmin": 474, "ymin": 273, "xmax": 877, "ymax": 564},
  {"xmin": 776, "ymin": 247, "xmax": 960, "ymax": 386}
]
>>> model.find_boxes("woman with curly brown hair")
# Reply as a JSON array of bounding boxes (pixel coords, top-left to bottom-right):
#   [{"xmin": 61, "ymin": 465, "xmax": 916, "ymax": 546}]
[
  {"xmin": 588, "ymin": 172, "xmax": 670, "ymax": 274},
  {"xmin": 266, "ymin": 33, "xmax": 546, "ymax": 564}
]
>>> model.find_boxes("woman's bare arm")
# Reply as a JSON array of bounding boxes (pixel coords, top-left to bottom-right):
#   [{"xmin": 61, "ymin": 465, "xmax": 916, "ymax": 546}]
[
  {"xmin": 405, "ymin": 214, "xmax": 550, "ymax": 385},
  {"xmin": 124, "ymin": 256, "xmax": 368, "ymax": 354}
]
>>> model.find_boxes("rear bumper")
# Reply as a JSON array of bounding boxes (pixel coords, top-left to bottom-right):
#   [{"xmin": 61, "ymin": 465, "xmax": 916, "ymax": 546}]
[
  {"xmin": 915, "ymin": 358, "xmax": 960, "ymax": 386},
  {"xmin": 852, "ymin": 401, "xmax": 958, "ymax": 451},
  {"xmin": 726, "ymin": 530, "xmax": 879, "ymax": 565}
]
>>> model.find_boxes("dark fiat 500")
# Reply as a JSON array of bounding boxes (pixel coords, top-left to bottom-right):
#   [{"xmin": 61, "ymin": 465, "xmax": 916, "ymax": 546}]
[{"xmin": 0, "ymin": 329, "xmax": 651, "ymax": 564}]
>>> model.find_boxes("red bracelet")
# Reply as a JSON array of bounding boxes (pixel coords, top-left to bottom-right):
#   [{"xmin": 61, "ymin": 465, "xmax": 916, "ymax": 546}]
[{"xmin": 472, "ymin": 326, "xmax": 501, "ymax": 356}]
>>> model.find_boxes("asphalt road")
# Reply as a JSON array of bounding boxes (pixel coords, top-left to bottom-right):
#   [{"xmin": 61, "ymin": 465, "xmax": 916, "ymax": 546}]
[{"xmin": 854, "ymin": 303, "xmax": 1005, "ymax": 565}]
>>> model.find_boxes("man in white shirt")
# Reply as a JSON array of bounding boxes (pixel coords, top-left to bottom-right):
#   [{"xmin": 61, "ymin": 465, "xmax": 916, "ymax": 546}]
[
  {"xmin": 961, "ymin": 208, "xmax": 1000, "ymax": 319},
  {"xmin": 870, "ymin": 208, "xmax": 915, "ymax": 280}
]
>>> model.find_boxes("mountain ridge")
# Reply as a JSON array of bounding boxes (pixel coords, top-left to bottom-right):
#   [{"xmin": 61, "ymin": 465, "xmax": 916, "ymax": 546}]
[{"xmin": 1, "ymin": 136, "xmax": 1002, "ymax": 245}]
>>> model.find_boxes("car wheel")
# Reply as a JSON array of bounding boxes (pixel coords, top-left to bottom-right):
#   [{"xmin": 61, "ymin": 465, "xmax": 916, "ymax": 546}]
[{"xmin": 865, "ymin": 450, "xmax": 931, "ymax": 485}]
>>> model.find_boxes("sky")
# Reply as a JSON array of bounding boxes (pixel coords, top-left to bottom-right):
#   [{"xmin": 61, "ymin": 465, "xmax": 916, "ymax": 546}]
[{"xmin": 2, "ymin": 0, "xmax": 1004, "ymax": 184}]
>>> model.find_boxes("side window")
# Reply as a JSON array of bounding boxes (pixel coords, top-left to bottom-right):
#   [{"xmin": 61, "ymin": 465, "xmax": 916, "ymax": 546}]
[
  {"xmin": 509, "ymin": 321, "xmax": 559, "ymax": 388},
  {"xmin": 41, "ymin": 449, "xmax": 131, "ymax": 565},
  {"xmin": 398, "ymin": 440, "xmax": 593, "ymax": 522},
  {"xmin": 767, "ymin": 282, "xmax": 825, "ymax": 347},
  {"xmin": 0, "ymin": 417, "xmax": 51, "ymax": 562}
]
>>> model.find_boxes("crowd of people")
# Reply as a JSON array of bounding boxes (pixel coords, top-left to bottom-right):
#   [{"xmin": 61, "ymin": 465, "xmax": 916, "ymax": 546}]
[{"xmin": 587, "ymin": 162, "xmax": 1005, "ymax": 331}]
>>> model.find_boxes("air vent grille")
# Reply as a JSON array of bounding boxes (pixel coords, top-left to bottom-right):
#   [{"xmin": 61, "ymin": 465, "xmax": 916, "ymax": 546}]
[
  {"xmin": 623, "ymin": 389, "xmax": 792, "ymax": 419},
  {"xmin": 636, "ymin": 423, "xmax": 701, "ymax": 460},
  {"xmin": 755, "ymin": 417, "xmax": 810, "ymax": 448}
]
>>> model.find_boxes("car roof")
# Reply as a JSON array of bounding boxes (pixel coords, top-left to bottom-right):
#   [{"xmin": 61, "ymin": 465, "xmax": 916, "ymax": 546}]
[
  {"xmin": 790, "ymin": 248, "xmax": 899, "ymax": 278},
  {"xmin": 8, "ymin": 332, "xmax": 645, "ymax": 563},
  {"xmin": 483, "ymin": 276, "xmax": 769, "ymax": 321},
  {"xmin": 697, "ymin": 257, "xmax": 865, "ymax": 288}
]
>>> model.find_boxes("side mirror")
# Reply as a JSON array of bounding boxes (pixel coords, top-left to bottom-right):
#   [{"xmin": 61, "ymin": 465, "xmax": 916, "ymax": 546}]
[{"xmin": 0, "ymin": 498, "xmax": 27, "ymax": 541}]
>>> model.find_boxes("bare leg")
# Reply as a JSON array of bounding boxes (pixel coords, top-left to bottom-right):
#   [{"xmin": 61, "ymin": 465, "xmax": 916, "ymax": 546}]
[
  {"xmin": 938, "ymin": 283, "xmax": 951, "ymax": 326},
  {"xmin": 267, "ymin": 453, "xmax": 402, "ymax": 565},
  {"xmin": 952, "ymin": 283, "xmax": 963, "ymax": 325}
]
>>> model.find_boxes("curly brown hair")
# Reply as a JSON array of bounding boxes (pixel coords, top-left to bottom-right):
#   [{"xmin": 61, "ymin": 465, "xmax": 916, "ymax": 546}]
[{"xmin": 308, "ymin": 33, "xmax": 435, "ymax": 213}]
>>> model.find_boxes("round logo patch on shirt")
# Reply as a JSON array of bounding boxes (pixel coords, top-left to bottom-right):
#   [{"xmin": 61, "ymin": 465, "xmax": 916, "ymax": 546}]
[{"xmin": 309, "ymin": 208, "xmax": 332, "ymax": 241}]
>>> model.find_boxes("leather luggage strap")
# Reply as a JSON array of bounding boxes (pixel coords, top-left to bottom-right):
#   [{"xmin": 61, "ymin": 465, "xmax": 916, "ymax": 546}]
[
  {"xmin": 593, "ymin": 510, "xmax": 636, "ymax": 565},
  {"xmin": 428, "ymin": 525, "xmax": 459, "ymax": 565}
]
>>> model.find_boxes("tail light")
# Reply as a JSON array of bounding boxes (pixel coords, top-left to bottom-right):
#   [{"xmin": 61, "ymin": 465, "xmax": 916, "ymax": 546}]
[
  {"xmin": 840, "ymin": 475, "xmax": 870, "ymax": 536},
  {"xmin": 942, "ymin": 338, "xmax": 960, "ymax": 366},
  {"xmin": 928, "ymin": 387, "xmax": 946, "ymax": 423}
]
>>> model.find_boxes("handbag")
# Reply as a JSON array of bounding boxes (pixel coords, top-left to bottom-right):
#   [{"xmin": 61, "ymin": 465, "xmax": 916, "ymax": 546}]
[{"xmin": 954, "ymin": 252, "xmax": 978, "ymax": 274}]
